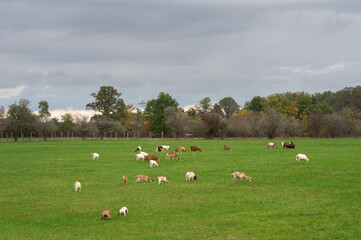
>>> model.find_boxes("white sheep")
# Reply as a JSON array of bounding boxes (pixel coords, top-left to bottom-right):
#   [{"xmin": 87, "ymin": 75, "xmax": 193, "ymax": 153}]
[
  {"xmin": 91, "ymin": 153, "xmax": 99, "ymax": 160},
  {"xmin": 74, "ymin": 181, "xmax": 81, "ymax": 192},
  {"xmin": 157, "ymin": 176, "xmax": 168, "ymax": 185},
  {"xmin": 296, "ymin": 153, "xmax": 309, "ymax": 162},
  {"xmin": 185, "ymin": 172, "xmax": 198, "ymax": 181},
  {"xmin": 118, "ymin": 207, "xmax": 128, "ymax": 217},
  {"xmin": 149, "ymin": 160, "xmax": 159, "ymax": 167}
]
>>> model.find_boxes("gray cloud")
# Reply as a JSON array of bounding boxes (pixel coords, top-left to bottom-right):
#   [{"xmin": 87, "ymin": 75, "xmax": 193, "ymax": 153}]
[{"xmin": 0, "ymin": 0, "xmax": 360, "ymax": 111}]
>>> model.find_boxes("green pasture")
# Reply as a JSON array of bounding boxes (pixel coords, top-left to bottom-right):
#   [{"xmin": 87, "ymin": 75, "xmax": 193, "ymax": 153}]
[{"xmin": 0, "ymin": 139, "xmax": 360, "ymax": 239}]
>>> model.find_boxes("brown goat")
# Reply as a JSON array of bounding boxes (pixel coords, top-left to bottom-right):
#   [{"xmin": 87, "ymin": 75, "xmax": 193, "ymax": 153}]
[
  {"xmin": 122, "ymin": 176, "xmax": 128, "ymax": 184},
  {"xmin": 165, "ymin": 152, "xmax": 180, "ymax": 160},
  {"xmin": 190, "ymin": 146, "xmax": 202, "ymax": 152},
  {"xmin": 175, "ymin": 147, "xmax": 179, "ymax": 152},
  {"xmin": 135, "ymin": 175, "xmax": 153, "ymax": 183},
  {"xmin": 144, "ymin": 155, "xmax": 160, "ymax": 163},
  {"xmin": 223, "ymin": 145, "xmax": 232, "ymax": 151},
  {"xmin": 179, "ymin": 146, "xmax": 187, "ymax": 152},
  {"xmin": 101, "ymin": 210, "xmax": 111, "ymax": 220},
  {"xmin": 282, "ymin": 141, "xmax": 295, "ymax": 149}
]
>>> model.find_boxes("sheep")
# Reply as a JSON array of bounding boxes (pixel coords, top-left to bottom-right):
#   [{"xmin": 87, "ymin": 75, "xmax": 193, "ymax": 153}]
[
  {"xmin": 296, "ymin": 153, "xmax": 309, "ymax": 162},
  {"xmin": 144, "ymin": 155, "xmax": 160, "ymax": 163},
  {"xmin": 231, "ymin": 171, "xmax": 252, "ymax": 182},
  {"xmin": 157, "ymin": 176, "xmax": 168, "ymax": 185},
  {"xmin": 135, "ymin": 175, "xmax": 153, "ymax": 183},
  {"xmin": 135, "ymin": 153, "xmax": 145, "ymax": 161},
  {"xmin": 185, "ymin": 172, "xmax": 197, "ymax": 181},
  {"xmin": 74, "ymin": 181, "xmax": 81, "ymax": 192},
  {"xmin": 190, "ymin": 146, "xmax": 202, "ymax": 152},
  {"xmin": 122, "ymin": 176, "xmax": 128, "ymax": 184},
  {"xmin": 267, "ymin": 142, "xmax": 277, "ymax": 149},
  {"xmin": 149, "ymin": 160, "xmax": 159, "ymax": 167},
  {"xmin": 179, "ymin": 146, "xmax": 187, "ymax": 152},
  {"xmin": 223, "ymin": 145, "xmax": 232, "ymax": 151},
  {"xmin": 134, "ymin": 146, "xmax": 141, "ymax": 152},
  {"xmin": 91, "ymin": 153, "xmax": 99, "ymax": 160},
  {"xmin": 101, "ymin": 210, "xmax": 111, "ymax": 220},
  {"xmin": 118, "ymin": 207, "xmax": 128, "ymax": 217},
  {"xmin": 165, "ymin": 152, "xmax": 180, "ymax": 160}
]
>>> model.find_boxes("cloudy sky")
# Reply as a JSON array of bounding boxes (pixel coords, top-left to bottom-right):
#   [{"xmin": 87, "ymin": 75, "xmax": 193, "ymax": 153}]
[{"xmin": 1, "ymin": 0, "xmax": 361, "ymax": 118}]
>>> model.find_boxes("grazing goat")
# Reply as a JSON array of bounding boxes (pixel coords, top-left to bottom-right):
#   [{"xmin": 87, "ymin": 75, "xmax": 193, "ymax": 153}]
[
  {"xmin": 185, "ymin": 172, "xmax": 198, "ymax": 181},
  {"xmin": 144, "ymin": 155, "xmax": 160, "ymax": 163},
  {"xmin": 267, "ymin": 142, "xmax": 277, "ymax": 149},
  {"xmin": 136, "ymin": 153, "xmax": 145, "ymax": 161},
  {"xmin": 134, "ymin": 146, "xmax": 141, "ymax": 152},
  {"xmin": 135, "ymin": 175, "xmax": 153, "ymax": 183},
  {"xmin": 122, "ymin": 176, "xmax": 128, "ymax": 184},
  {"xmin": 223, "ymin": 145, "xmax": 232, "ymax": 151},
  {"xmin": 74, "ymin": 181, "xmax": 81, "ymax": 192},
  {"xmin": 149, "ymin": 160, "xmax": 159, "ymax": 167},
  {"xmin": 296, "ymin": 153, "xmax": 309, "ymax": 162},
  {"xmin": 283, "ymin": 141, "xmax": 295, "ymax": 149},
  {"xmin": 91, "ymin": 153, "xmax": 99, "ymax": 160},
  {"xmin": 118, "ymin": 207, "xmax": 128, "ymax": 217},
  {"xmin": 155, "ymin": 146, "xmax": 163, "ymax": 152},
  {"xmin": 140, "ymin": 151, "xmax": 148, "ymax": 156},
  {"xmin": 165, "ymin": 152, "xmax": 180, "ymax": 160},
  {"xmin": 161, "ymin": 145, "xmax": 170, "ymax": 151},
  {"xmin": 175, "ymin": 147, "xmax": 179, "ymax": 152},
  {"xmin": 179, "ymin": 146, "xmax": 187, "ymax": 152},
  {"xmin": 190, "ymin": 146, "xmax": 202, "ymax": 152},
  {"xmin": 101, "ymin": 210, "xmax": 111, "ymax": 220},
  {"xmin": 157, "ymin": 176, "xmax": 169, "ymax": 185},
  {"xmin": 231, "ymin": 171, "xmax": 252, "ymax": 182}
]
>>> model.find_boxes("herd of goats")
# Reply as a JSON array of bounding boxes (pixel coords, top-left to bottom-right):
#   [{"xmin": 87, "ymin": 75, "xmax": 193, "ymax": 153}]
[{"xmin": 74, "ymin": 141, "xmax": 309, "ymax": 220}]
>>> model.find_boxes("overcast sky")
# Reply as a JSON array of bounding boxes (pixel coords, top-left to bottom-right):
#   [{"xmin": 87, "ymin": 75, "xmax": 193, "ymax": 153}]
[{"xmin": 1, "ymin": 0, "xmax": 361, "ymax": 118}]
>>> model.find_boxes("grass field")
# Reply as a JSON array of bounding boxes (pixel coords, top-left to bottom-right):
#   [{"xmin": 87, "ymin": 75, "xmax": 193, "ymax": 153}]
[{"xmin": 0, "ymin": 139, "xmax": 360, "ymax": 239}]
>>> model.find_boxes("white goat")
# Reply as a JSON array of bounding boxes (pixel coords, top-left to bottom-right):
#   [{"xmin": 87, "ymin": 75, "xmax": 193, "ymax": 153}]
[
  {"xmin": 161, "ymin": 145, "xmax": 170, "ymax": 151},
  {"xmin": 118, "ymin": 207, "xmax": 128, "ymax": 216},
  {"xmin": 149, "ymin": 160, "xmax": 159, "ymax": 167},
  {"xmin": 157, "ymin": 176, "xmax": 168, "ymax": 184},
  {"xmin": 91, "ymin": 153, "xmax": 99, "ymax": 160},
  {"xmin": 231, "ymin": 172, "xmax": 252, "ymax": 182},
  {"xmin": 267, "ymin": 142, "xmax": 277, "ymax": 149},
  {"xmin": 185, "ymin": 172, "xmax": 198, "ymax": 181},
  {"xmin": 74, "ymin": 181, "xmax": 81, "ymax": 192},
  {"xmin": 296, "ymin": 153, "xmax": 309, "ymax": 162},
  {"xmin": 135, "ymin": 153, "xmax": 145, "ymax": 161}
]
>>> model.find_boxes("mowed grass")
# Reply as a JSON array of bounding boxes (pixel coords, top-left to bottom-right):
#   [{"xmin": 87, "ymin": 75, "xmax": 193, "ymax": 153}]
[{"xmin": 0, "ymin": 139, "xmax": 360, "ymax": 239}]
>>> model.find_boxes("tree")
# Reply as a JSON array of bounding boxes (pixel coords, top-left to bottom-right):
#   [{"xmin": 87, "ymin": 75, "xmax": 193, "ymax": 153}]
[
  {"xmin": 218, "ymin": 97, "xmax": 240, "ymax": 119},
  {"xmin": 245, "ymin": 96, "xmax": 265, "ymax": 112},
  {"xmin": 261, "ymin": 108, "xmax": 281, "ymax": 139},
  {"xmin": 165, "ymin": 107, "xmax": 190, "ymax": 138},
  {"xmin": 197, "ymin": 97, "xmax": 212, "ymax": 113},
  {"xmin": 93, "ymin": 116, "xmax": 121, "ymax": 140},
  {"xmin": 307, "ymin": 112, "xmax": 325, "ymax": 137},
  {"xmin": 74, "ymin": 115, "xmax": 95, "ymax": 140},
  {"xmin": 145, "ymin": 92, "xmax": 179, "ymax": 136},
  {"xmin": 36, "ymin": 100, "xmax": 57, "ymax": 141},
  {"xmin": 60, "ymin": 113, "xmax": 75, "ymax": 133},
  {"xmin": 0, "ymin": 106, "xmax": 7, "ymax": 132},
  {"xmin": 201, "ymin": 112, "xmax": 227, "ymax": 138},
  {"xmin": 86, "ymin": 86, "xmax": 131, "ymax": 123},
  {"xmin": 6, "ymin": 99, "xmax": 36, "ymax": 141}
]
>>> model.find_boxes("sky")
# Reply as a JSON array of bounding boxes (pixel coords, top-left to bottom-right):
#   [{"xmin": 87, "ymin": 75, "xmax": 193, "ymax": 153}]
[{"xmin": 1, "ymin": 0, "xmax": 361, "ymax": 119}]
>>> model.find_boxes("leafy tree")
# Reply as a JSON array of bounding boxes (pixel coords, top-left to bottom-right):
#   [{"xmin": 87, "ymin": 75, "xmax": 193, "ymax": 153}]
[
  {"xmin": 218, "ymin": 97, "xmax": 240, "ymax": 119},
  {"xmin": 295, "ymin": 92, "xmax": 312, "ymax": 118},
  {"xmin": 60, "ymin": 113, "xmax": 75, "ymax": 133},
  {"xmin": 6, "ymin": 99, "xmax": 36, "ymax": 141},
  {"xmin": 74, "ymin": 115, "xmax": 95, "ymax": 140},
  {"xmin": 145, "ymin": 92, "xmax": 179, "ymax": 136},
  {"xmin": 245, "ymin": 96, "xmax": 265, "ymax": 112},
  {"xmin": 36, "ymin": 100, "xmax": 57, "ymax": 141},
  {"xmin": 0, "ymin": 106, "xmax": 7, "ymax": 132},
  {"xmin": 86, "ymin": 86, "xmax": 131, "ymax": 123},
  {"xmin": 201, "ymin": 112, "xmax": 227, "ymax": 138},
  {"xmin": 165, "ymin": 107, "xmax": 190, "ymax": 138},
  {"xmin": 197, "ymin": 97, "xmax": 212, "ymax": 113}
]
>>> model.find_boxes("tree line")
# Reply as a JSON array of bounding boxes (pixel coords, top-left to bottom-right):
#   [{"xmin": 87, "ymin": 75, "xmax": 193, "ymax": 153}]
[{"xmin": 1, "ymin": 86, "xmax": 361, "ymax": 141}]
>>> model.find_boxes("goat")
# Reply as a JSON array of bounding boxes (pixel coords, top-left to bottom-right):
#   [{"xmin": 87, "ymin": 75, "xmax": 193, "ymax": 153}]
[
  {"xmin": 136, "ymin": 153, "xmax": 145, "ymax": 161},
  {"xmin": 122, "ymin": 176, "xmax": 128, "ymax": 184},
  {"xmin": 155, "ymin": 146, "xmax": 163, "ymax": 152},
  {"xmin": 296, "ymin": 153, "xmax": 309, "ymax": 162},
  {"xmin": 190, "ymin": 146, "xmax": 202, "ymax": 152},
  {"xmin": 283, "ymin": 141, "xmax": 295, "ymax": 149},
  {"xmin": 175, "ymin": 147, "xmax": 179, "ymax": 152},
  {"xmin": 118, "ymin": 207, "xmax": 128, "ymax": 217},
  {"xmin": 179, "ymin": 146, "xmax": 187, "ymax": 152},
  {"xmin": 101, "ymin": 210, "xmax": 111, "ymax": 220},
  {"xmin": 165, "ymin": 152, "xmax": 180, "ymax": 160},
  {"xmin": 144, "ymin": 155, "xmax": 160, "ymax": 163},
  {"xmin": 267, "ymin": 142, "xmax": 277, "ymax": 149},
  {"xmin": 149, "ymin": 160, "xmax": 159, "ymax": 167},
  {"xmin": 74, "ymin": 181, "xmax": 81, "ymax": 192},
  {"xmin": 91, "ymin": 153, "xmax": 99, "ymax": 160},
  {"xmin": 157, "ymin": 176, "xmax": 169, "ymax": 185},
  {"xmin": 223, "ymin": 145, "xmax": 232, "ymax": 151},
  {"xmin": 134, "ymin": 146, "xmax": 141, "ymax": 152},
  {"xmin": 185, "ymin": 172, "xmax": 198, "ymax": 181},
  {"xmin": 135, "ymin": 175, "xmax": 153, "ymax": 183},
  {"xmin": 231, "ymin": 171, "xmax": 252, "ymax": 182}
]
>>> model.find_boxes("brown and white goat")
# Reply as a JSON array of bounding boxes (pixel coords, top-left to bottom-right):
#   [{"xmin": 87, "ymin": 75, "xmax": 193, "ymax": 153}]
[
  {"xmin": 101, "ymin": 210, "xmax": 111, "ymax": 220},
  {"xmin": 122, "ymin": 176, "xmax": 128, "ymax": 184},
  {"xmin": 135, "ymin": 175, "xmax": 153, "ymax": 183},
  {"xmin": 165, "ymin": 152, "xmax": 180, "ymax": 160},
  {"xmin": 223, "ymin": 145, "xmax": 232, "ymax": 151},
  {"xmin": 231, "ymin": 171, "xmax": 252, "ymax": 182}
]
